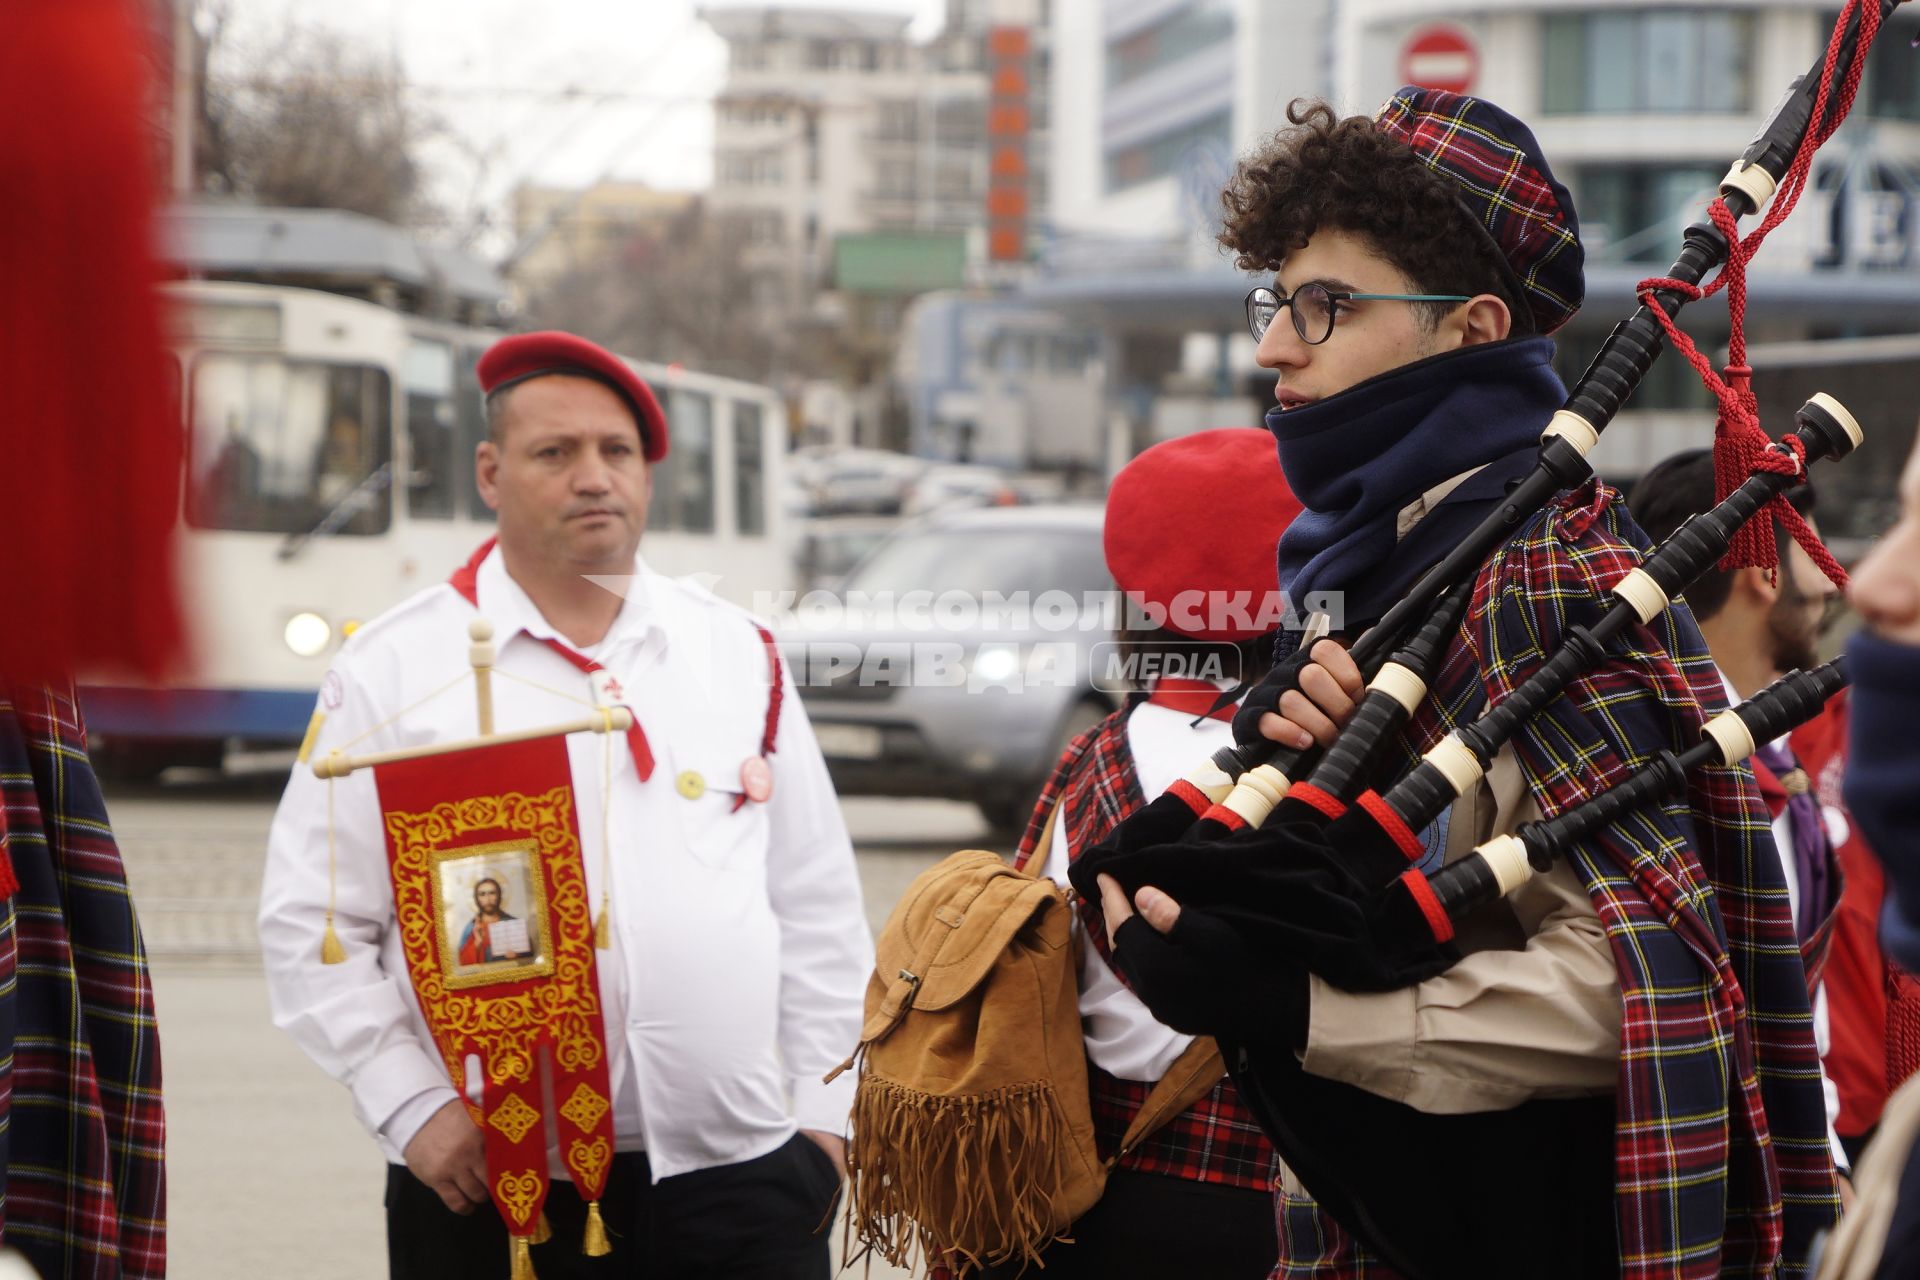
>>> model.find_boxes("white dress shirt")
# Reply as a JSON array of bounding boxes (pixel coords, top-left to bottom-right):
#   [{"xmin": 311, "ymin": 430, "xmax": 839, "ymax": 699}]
[
  {"xmin": 1036, "ymin": 699, "xmax": 1233, "ymax": 1082},
  {"xmin": 259, "ymin": 547, "xmax": 873, "ymax": 1180},
  {"xmin": 1717, "ymin": 669, "xmax": 1849, "ymax": 1172}
]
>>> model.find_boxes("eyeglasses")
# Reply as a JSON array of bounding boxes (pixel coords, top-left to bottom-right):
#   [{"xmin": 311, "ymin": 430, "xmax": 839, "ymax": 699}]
[{"xmin": 1244, "ymin": 284, "xmax": 1472, "ymax": 346}]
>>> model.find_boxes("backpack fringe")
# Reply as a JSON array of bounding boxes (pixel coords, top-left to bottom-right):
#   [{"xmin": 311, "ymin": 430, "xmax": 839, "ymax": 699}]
[{"xmin": 846, "ymin": 1076, "xmax": 1076, "ymax": 1276}]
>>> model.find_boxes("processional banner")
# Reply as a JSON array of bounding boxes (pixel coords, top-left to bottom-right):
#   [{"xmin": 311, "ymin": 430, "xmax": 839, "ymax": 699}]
[{"xmin": 373, "ymin": 734, "xmax": 617, "ymax": 1267}]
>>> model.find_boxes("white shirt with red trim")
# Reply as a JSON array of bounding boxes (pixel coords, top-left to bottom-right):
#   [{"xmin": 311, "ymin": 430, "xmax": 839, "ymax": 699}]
[
  {"xmin": 259, "ymin": 546, "xmax": 873, "ymax": 1179},
  {"xmin": 1036, "ymin": 693, "xmax": 1235, "ymax": 1082}
]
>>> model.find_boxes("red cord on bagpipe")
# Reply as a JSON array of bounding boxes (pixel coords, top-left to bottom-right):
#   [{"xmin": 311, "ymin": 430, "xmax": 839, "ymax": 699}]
[{"xmin": 1637, "ymin": 0, "xmax": 1880, "ymax": 589}]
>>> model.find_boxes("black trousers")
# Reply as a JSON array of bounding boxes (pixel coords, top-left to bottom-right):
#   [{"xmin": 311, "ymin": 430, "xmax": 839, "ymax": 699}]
[
  {"xmin": 978, "ymin": 1170, "xmax": 1278, "ymax": 1280},
  {"xmin": 386, "ymin": 1134, "xmax": 841, "ymax": 1279}
]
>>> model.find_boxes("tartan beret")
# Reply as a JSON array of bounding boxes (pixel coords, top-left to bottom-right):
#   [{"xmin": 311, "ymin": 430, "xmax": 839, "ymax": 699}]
[
  {"xmin": 1374, "ymin": 86, "xmax": 1584, "ymax": 335},
  {"xmin": 477, "ymin": 331, "xmax": 669, "ymax": 461},
  {"xmin": 1105, "ymin": 428, "xmax": 1304, "ymax": 642}
]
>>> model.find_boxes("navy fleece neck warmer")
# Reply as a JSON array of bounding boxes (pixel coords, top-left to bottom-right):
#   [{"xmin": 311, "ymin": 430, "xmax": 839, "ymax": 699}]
[{"xmin": 1266, "ymin": 337, "xmax": 1566, "ymax": 643}]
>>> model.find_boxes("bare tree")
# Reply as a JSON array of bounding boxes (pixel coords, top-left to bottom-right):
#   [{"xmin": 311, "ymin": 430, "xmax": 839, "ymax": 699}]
[
  {"xmin": 196, "ymin": 7, "xmax": 440, "ymax": 226},
  {"xmin": 527, "ymin": 204, "xmax": 819, "ymax": 384}
]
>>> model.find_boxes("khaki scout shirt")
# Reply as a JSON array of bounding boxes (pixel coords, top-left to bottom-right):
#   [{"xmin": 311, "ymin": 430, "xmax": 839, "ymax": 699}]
[{"xmin": 1298, "ymin": 467, "xmax": 1623, "ymax": 1117}]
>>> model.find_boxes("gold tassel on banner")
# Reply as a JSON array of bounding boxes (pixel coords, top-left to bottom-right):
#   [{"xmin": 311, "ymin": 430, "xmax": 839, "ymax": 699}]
[
  {"xmin": 532, "ymin": 1210, "xmax": 553, "ymax": 1246},
  {"xmin": 583, "ymin": 1200, "xmax": 612, "ymax": 1257},
  {"xmin": 319, "ymin": 913, "xmax": 347, "ymax": 965},
  {"xmin": 319, "ymin": 774, "xmax": 348, "ymax": 964},
  {"xmin": 594, "ymin": 897, "xmax": 611, "ymax": 950},
  {"xmin": 509, "ymin": 1235, "xmax": 536, "ymax": 1280}
]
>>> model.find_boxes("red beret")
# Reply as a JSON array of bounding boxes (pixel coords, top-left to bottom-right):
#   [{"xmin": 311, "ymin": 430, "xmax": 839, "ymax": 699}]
[
  {"xmin": 1104, "ymin": 428, "xmax": 1303, "ymax": 641},
  {"xmin": 476, "ymin": 331, "xmax": 669, "ymax": 462}
]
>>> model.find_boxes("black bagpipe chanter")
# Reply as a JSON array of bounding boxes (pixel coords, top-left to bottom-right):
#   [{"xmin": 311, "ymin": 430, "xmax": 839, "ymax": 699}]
[{"xmin": 1062, "ymin": 3, "xmax": 1905, "ymax": 1275}]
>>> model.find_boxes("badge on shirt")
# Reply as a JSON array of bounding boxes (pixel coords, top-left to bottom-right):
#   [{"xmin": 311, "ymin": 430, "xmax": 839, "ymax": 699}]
[
  {"xmin": 590, "ymin": 670, "xmax": 625, "ymax": 705},
  {"xmin": 741, "ymin": 756, "xmax": 773, "ymax": 804}
]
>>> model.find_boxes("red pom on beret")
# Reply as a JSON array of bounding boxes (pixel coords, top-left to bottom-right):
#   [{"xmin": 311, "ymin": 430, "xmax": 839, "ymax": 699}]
[
  {"xmin": 1105, "ymin": 428, "xmax": 1303, "ymax": 641},
  {"xmin": 476, "ymin": 331, "xmax": 669, "ymax": 461}
]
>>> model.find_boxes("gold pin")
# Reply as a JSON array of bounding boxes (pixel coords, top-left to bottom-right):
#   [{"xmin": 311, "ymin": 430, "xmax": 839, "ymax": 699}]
[{"xmin": 676, "ymin": 770, "xmax": 706, "ymax": 800}]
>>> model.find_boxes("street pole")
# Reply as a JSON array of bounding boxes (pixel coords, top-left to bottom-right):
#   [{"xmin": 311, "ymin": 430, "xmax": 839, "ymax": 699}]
[{"xmin": 171, "ymin": 0, "xmax": 195, "ymax": 196}]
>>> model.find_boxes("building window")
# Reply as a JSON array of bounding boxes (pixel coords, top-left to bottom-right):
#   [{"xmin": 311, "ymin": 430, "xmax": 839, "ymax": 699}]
[
  {"xmin": 1104, "ymin": 111, "xmax": 1230, "ymax": 193},
  {"xmin": 1574, "ymin": 164, "xmax": 1723, "ymax": 263},
  {"xmin": 746, "ymin": 212, "xmax": 785, "ymax": 245},
  {"xmin": 1865, "ymin": 10, "xmax": 1920, "ymax": 120},
  {"xmin": 934, "ymin": 99, "xmax": 985, "ymax": 148},
  {"xmin": 1106, "ymin": 0, "xmax": 1233, "ymax": 89},
  {"xmin": 1542, "ymin": 11, "xmax": 1753, "ymax": 115},
  {"xmin": 876, "ymin": 99, "xmax": 919, "ymax": 143},
  {"xmin": 876, "ymin": 159, "xmax": 917, "ymax": 200}
]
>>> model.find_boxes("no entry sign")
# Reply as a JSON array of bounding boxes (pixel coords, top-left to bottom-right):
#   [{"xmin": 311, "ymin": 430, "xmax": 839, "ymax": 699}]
[{"xmin": 1399, "ymin": 25, "xmax": 1479, "ymax": 95}]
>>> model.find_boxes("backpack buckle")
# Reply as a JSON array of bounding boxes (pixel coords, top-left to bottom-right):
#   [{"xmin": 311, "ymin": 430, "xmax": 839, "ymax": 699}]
[{"xmin": 896, "ymin": 967, "xmax": 923, "ymax": 1009}]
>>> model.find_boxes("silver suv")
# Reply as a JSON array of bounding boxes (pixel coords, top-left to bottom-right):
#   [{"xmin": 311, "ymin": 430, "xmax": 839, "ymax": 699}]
[{"xmin": 781, "ymin": 505, "xmax": 1118, "ymax": 831}]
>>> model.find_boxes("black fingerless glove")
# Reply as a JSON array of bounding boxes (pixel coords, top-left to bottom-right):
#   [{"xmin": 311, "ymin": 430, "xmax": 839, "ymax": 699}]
[{"xmin": 1111, "ymin": 909, "xmax": 1308, "ymax": 1048}]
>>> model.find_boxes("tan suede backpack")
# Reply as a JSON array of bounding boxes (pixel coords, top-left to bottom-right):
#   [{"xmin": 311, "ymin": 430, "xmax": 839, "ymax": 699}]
[{"xmin": 826, "ymin": 821, "xmax": 1224, "ymax": 1277}]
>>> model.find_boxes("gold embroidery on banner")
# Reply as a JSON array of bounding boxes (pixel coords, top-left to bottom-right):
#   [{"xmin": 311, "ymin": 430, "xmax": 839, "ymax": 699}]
[
  {"xmin": 567, "ymin": 1136, "xmax": 612, "ymax": 1189},
  {"xmin": 385, "ymin": 788, "xmax": 605, "ymax": 1086},
  {"xmin": 559, "ymin": 1082, "xmax": 611, "ymax": 1134},
  {"xmin": 489, "ymin": 1093, "xmax": 543, "ymax": 1145},
  {"xmin": 495, "ymin": 1170, "xmax": 543, "ymax": 1229}
]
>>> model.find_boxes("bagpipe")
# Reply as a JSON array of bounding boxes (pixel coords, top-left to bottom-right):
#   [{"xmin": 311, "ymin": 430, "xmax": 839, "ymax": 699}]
[
  {"xmin": 1070, "ymin": 397, "xmax": 1861, "ymax": 1000},
  {"xmin": 1060, "ymin": 2, "xmax": 1906, "ymax": 1274}
]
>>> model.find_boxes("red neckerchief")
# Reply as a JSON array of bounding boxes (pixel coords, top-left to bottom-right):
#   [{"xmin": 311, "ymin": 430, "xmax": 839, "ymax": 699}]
[
  {"xmin": 1145, "ymin": 678, "xmax": 1236, "ymax": 723},
  {"xmin": 448, "ymin": 537, "xmax": 656, "ymax": 780}
]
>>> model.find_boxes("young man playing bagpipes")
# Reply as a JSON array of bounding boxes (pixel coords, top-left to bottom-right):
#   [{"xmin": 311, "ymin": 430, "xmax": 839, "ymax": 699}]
[{"xmin": 1088, "ymin": 90, "xmax": 1842, "ymax": 1276}]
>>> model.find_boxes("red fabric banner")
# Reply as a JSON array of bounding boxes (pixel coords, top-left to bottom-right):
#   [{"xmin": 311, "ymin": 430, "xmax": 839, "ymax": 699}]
[{"xmin": 374, "ymin": 734, "xmax": 617, "ymax": 1246}]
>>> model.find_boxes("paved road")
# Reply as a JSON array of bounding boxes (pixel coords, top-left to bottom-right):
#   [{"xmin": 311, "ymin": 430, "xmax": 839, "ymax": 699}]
[{"xmin": 112, "ymin": 773, "xmax": 994, "ymax": 1280}]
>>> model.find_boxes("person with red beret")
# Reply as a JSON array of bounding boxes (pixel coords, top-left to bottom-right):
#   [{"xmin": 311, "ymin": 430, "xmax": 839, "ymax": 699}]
[
  {"xmin": 971, "ymin": 428, "xmax": 1301, "ymax": 1278},
  {"xmin": 261, "ymin": 331, "xmax": 873, "ymax": 1278}
]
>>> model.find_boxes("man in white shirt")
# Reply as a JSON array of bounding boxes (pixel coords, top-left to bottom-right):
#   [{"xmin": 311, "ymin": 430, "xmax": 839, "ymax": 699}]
[{"xmin": 260, "ymin": 331, "xmax": 873, "ymax": 1278}]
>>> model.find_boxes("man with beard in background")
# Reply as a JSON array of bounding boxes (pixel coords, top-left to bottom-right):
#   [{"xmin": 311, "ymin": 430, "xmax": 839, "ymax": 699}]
[{"xmin": 1632, "ymin": 448, "xmax": 1852, "ymax": 1189}]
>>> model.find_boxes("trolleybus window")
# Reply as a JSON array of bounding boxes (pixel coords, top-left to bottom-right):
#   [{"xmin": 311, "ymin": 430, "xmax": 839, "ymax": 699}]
[
  {"xmin": 673, "ymin": 389, "xmax": 715, "ymax": 534},
  {"xmin": 457, "ymin": 345, "xmax": 494, "ymax": 522},
  {"xmin": 187, "ymin": 356, "xmax": 392, "ymax": 536},
  {"xmin": 734, "ymin": 401, "xmax": 767, "ymax": 536},
  {"xmin": 404, "ymin": 341, "xmax": 458, "ymax": 520},
  {"xmin": 645, "ymin": 386, "xmax": 716, "ymax": 534}
]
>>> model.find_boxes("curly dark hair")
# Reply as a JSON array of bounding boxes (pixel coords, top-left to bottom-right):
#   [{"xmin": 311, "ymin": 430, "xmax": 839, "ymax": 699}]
[{"xmin": 1219, "ymin": 99, "xmax": 1533, "ymax": 336}]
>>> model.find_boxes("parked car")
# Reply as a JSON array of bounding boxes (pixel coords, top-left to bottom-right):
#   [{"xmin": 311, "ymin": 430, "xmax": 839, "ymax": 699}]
[
  {"xmin": 900, "ymin": 464, "xmax": 1019, "ymax": 518},
  {"xmin": 808, "ymin": 449, "xmax": 928, "ymax": 516},
  {"xmin": 781, "ymin": 505, "xmax": 1118, "ymax": 831},
  {"xmin": 789, "ymin": 514, "xmax": 901, "ymax": 591}
]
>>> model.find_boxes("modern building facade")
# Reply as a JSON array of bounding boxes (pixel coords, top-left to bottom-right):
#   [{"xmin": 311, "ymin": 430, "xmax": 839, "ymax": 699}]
[
  {"xmin": 701, "ymin": 6, "xmax": 994, "ymax": 301},
  {"xmin": 702, "ymin": 3, "xmax": 1060, "ymax": 447}
]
